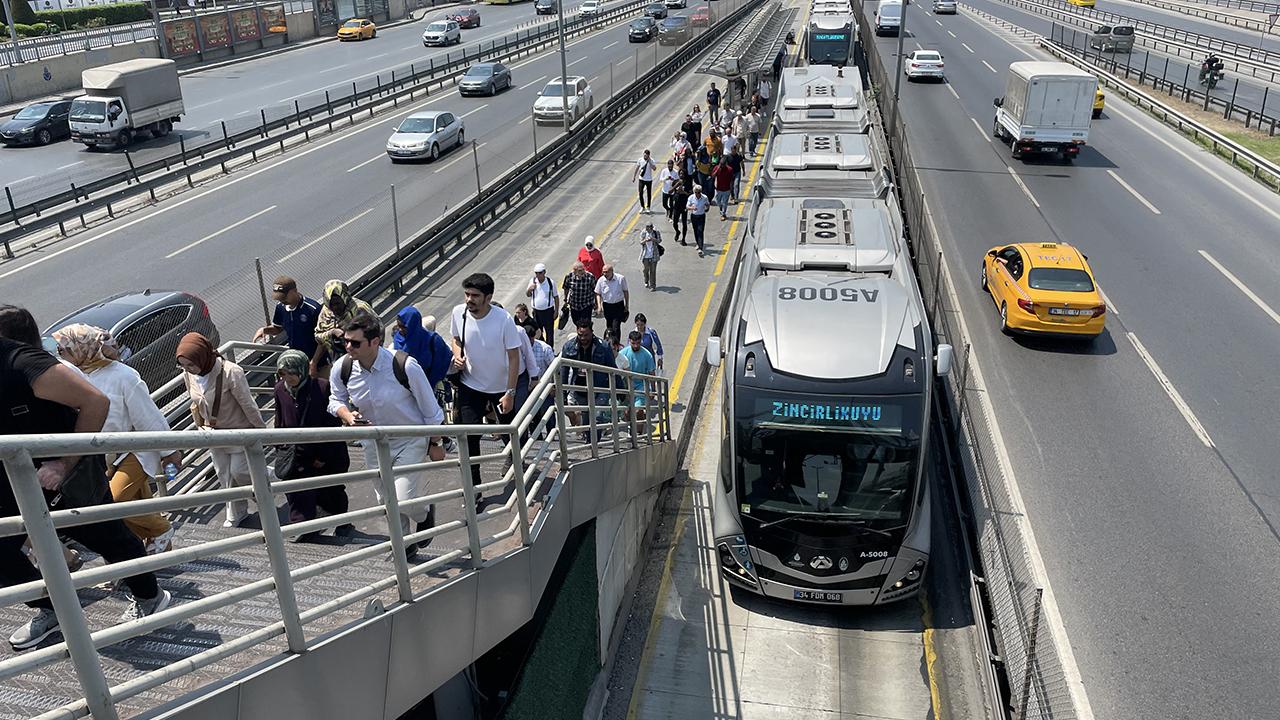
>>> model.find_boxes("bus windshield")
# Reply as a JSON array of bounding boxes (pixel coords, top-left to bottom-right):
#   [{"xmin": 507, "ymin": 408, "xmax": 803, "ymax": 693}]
[
  {"xmin": 734, "ymin": 389, "xmax": 921, "ymax": 521},
  {"xmin": 807, "ymin": 28, "xmax": 852, "ymax": 66}
]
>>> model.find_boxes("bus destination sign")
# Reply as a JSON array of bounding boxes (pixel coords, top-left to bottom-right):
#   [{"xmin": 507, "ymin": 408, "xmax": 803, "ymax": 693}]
[{"xmin": 763, "ymin": 399, "xmax": 902, "ymax": 431}]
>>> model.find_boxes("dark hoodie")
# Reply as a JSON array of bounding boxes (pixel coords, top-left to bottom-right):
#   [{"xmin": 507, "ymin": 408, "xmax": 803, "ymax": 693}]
[{"xmin": 393, "ymin": 306, "xmax": 452, "ymax": 388}]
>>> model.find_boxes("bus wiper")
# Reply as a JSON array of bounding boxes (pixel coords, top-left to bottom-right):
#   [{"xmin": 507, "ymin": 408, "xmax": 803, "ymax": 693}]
[{"xmin": 756, "ymin": 511, "xmax": 866, "ymax": 530}]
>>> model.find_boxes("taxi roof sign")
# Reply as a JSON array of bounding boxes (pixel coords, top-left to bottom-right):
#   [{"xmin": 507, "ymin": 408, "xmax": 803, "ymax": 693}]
[{"xmin": 1040, "ymin": 242, "xmax": 1058, "ymax": 248}]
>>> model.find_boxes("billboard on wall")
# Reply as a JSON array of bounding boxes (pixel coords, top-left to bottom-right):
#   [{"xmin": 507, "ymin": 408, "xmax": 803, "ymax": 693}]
[
  {"xmin": 315, "ymin": 0, "xmax": 339, "ymax": 26},
  {"xmin": 259, "ymin": 4, "xmax": 287, "ymax": 34},
  {"xmin": 26, "ymin": 0, "xmax": 137, "ymax": 11},
  {"xmin": 230, "ymin": 7, "xmax": 261, "ymax": 42},
  {"xmin": 198, "ymin": 12, "xmax": 232, "ymax": 48},
  {"xmin": 162, "ymin": 17, "xmax": 199, "ymax": 57}
]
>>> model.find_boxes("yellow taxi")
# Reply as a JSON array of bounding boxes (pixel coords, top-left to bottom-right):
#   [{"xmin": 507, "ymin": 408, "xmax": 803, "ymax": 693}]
[
  {"xmin": 1093, "ymin": 88, "xmax": 1105, "ymax": 118},
  {"xmin": 1067, "ymin": 0, "xmax": 1095, "ymax": 6},
  {"xmin": 337, "ymin": 18, "xmax": 377, "ymax": 40},
  {"xmin": 980, "ymin": 241, "xmax": 1106, "ymax": 338}
]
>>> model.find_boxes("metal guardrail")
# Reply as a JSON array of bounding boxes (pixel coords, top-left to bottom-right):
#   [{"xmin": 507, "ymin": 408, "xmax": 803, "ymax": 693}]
[
  {"xmin": 853, "ymin": 3, "xmax": 1083, "ymax": 718},
  {"xmin": 0, "ymin": 353, "xmax": 671, "ymax": 720},
  {"xmin": 0, "ymin": 0, "xmax": 653, "ymax": 253},
  {"xmin": 1179, "ymin": 0, "xmax": 1280, "ymax": 13},
  {"xmin": 1118, "ymin": 0, "xmax": 1278, "ymax": 33},
  {"xmin": 0, "ymin": 21, "xmax": 157, "ymax": 67}
]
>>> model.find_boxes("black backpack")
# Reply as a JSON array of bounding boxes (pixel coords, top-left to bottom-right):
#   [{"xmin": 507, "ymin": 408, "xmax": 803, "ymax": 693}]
[{"xmin": 340, "ymin": 350, "xmax": 411, "ymax": 391}]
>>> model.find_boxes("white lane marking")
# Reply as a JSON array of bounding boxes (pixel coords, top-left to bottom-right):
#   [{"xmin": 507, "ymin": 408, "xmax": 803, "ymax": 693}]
[
  {"xmin": 460, "ymin": 104, "xmax": 489, "ymax": 118},
  {"xmin": 947, "ymin": 29, "xmax": 957, "ymax": 37},
  {"xmin": 346, "ymin": 153, "xmax": 384, "ymax": 173},
  {"xmin": 981, "ymin": 59, "xmax": 997, "ymax": 73},
  {"xmin": 962, "ymin": 9, "xmax": 1036, "ymax": 60},
  {"xmin": 947, "ymin": 82, "xmax": 961, "ymax": 100},
  {"xmin": 916, "ymin": 42, "xmax": 924, "ymax": 50},
  {"xmin": 278, "ymin": 208, "xmax": 376, "ymax": 263},
  {"xmin": 1199, "ymin": 250, "xmax": 1280, "ymax": 327},
  {"xmin": 936, "ymin": 18, "xmax": 943, "ymax": 25},
  {"xmin": 1006, "ymin": 166, "xmax": 1039, "ymax": 207},
  {"xmin": 603, "ymin": 40, "xmax": 619, "ymax": 49},
  {"xmin": 519, "ymin": 115, "xmax": 532, "ymax": 124},
  {"xmin": 971, "ymin": 117, "xmax": 991, "ymax": 143},
  {"xmin": 433, "ymin": 148, "xmax": 475, "ymax": 173},
  {"xmin": 962, "ymin": 41, "xmax": 974, "ymax": 52},
  {"xmin": 923, "ymin": 196, "xmax": 1098, "ymax": 720},
  {"xmin": 519, "ymin": 75, "xmax": 548, "ymax": 90},
  {"xmin": 1105, "ymin": 101, "xmax": 1280, "ymax": 224},
  {"xmin": 1097, "ymin": 286, "xmax": 1119, "ymax": 316},
  {"xmin": 165, "ymin": 205, "xmax": 276, "ymax": 259},
  {"xmin": 567, "ymin": 56, "xmax": 588, "ymax": 66},
  {"xmin": 1128, "ymin": 332, "xmax": 1215, "ymax": 448},
  {"xmin": 1106, "ymin": 170, "xmax": 1161, "ymax": 214},
  {"xmin": 56, "ymin": 161, "xmax": 85, "ymax": 170},
  {"xmin": 10, "ymin": 176, "xmax": 36, "ymax": 184},
  {"xmin": 618, "ymin": 56, "xmax": 631, "ymax": 64}
]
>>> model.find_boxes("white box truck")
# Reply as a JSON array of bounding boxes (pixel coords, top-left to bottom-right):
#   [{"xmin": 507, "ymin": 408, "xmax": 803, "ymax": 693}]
[
  {"xmin": 874, "ymin": 0, "xmax": 902, "ymax": 35},
  {"xmin": 69, "ymin": 58, "xmax": 185, "ymax": 150},
  {"xmin": 992, "ymin": 61, "xmax": 1096, "ymax": 162}
]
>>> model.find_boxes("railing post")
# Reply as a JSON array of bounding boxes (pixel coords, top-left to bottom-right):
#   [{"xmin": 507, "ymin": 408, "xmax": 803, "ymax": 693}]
[
  {"xmin": 255, "ymin": 257, "xmax": 272, "ymax": 326},
  {"xmin": 374, "ymin": 438, "xmax": 415, "ymax": 602},
  {"xmin": 245, "ymin": 442, "xmax": 308, "ymax": 653},
  {"xmin": 554, "ymin": 370, "xmax": 572, "ymax": 470},
  {"xmin": 586, "ymin": 368, "xmax": 599, "ymax": 459},
  {"xmin": 507, "ymin": 420, "xmax": 532, "ymax": 545},
  {"xmin": 454, "ymin": 437, "xmax": 486, "ymax": 569},
  {"xmin": 1, "ymin": 450, "xmax": 120, "ymax": 720},
  {"xmin": 626, "ymin": 371, "xmax": 638, "ymax": 450}
]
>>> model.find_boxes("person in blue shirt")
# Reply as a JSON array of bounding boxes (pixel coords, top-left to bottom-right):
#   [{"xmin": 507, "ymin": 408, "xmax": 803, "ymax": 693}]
[
  {"xmin": 618, "ymin": 331, "xmax": 656, "ymax": 419},
  {"xmin": 633, "ymin": 313, "xmax": 663, "ymax": 373},
  {"xmin": 393, "ymin": 306, "xmax": 452, "ymax": 390},
  {"xmin": 254, "ymin": 276, "xmax": 322, "ymax": 360}
]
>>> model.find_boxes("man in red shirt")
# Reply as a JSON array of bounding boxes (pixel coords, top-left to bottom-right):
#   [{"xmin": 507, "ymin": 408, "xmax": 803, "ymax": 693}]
[{"xmin": 712, "ymin": 160, "xmax": 735, "ymax": 221}]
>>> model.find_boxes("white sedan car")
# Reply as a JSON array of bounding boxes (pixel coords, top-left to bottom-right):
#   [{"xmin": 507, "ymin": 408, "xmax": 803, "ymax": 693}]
[
  {"xmin": 422, "ymin": 19, "xmax": 461, "ymax": 46},
  {"xmin": 904, "ymin": 50, "xmax": 945, "ymax": 81}
]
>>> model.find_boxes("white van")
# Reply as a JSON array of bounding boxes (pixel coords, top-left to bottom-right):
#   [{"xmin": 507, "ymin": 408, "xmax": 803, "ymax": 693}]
[{"xmin": 875, "ymin": 0, "xmax": 902, "ymax": 35}]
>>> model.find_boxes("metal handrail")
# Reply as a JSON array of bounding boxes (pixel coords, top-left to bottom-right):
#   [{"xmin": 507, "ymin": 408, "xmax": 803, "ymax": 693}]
[{"xmin": 0, "ymin": 354, "xmax": 670, "ymax": 720}]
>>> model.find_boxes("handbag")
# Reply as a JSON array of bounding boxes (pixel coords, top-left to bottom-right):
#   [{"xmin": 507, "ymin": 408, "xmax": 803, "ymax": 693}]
[
  {"xmin": 445, "ymin": 311, "xmax": 466, "ymax": 388},
  {"xmin": 47, "ymin": 454, "xmax": 111, "ymax": 510},
  {"xmin": 274, "ymin": 444, "xmax": 305, "ymax": 480}
]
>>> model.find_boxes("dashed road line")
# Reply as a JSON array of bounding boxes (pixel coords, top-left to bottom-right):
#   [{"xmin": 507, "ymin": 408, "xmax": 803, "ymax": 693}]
[
  {"xmin": 1106, "ymin": 170, "xmax": 1161, "ymax": 214},
  {"xmin": 1006, "ymin": 166, "xmax": 1039, "ymax": 207},
  {"xmin": 1128, "ymin": 332, "xmax": 1215, "ymax": 448},
  {"xmin": 982, "ymin": 59, "xmax": 997, "ymax": 73},
  {"xmin": 166, "ymin": 205, "xmax": 276, "ymax": 259},
  {"xmin": 1199, "ymin": 250, "xmax": 1280, "ymax": 327}
]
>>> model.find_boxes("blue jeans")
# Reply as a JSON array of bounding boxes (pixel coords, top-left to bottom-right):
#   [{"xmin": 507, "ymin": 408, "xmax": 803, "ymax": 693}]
[{"xmin": 715, "ymin": 190, "xmax": 730, "ymax": 216}]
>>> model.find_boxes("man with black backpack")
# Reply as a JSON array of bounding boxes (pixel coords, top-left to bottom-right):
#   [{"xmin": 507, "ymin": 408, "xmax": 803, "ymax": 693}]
[{"xmin": 328, "ymin": 312, "xmax": 445, "ymax": 562}]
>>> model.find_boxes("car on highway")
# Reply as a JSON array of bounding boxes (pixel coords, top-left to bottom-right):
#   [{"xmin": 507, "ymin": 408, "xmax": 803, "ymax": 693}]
[
  {"xmin": 386, "ymin": 110, "xmax": 466, "ymax": 162},
  {"xmin": 43, "ymin": 290, "xmax": 221, "ymax": 392},
  {"xmin": 629, "ymin": 17, "xmax": 659, "ymax": 41},
  {"xmin": 980, "ymin": 241, "xmax": 1106, "ymax": 339},
  {"xmin": 580, "ymin": 0, "xmax": 602, "ymax": 16},
  {"xmin": 664, "ymin": 0, "xmax": 687, "ymax": 8},
  {"xmin": 0, "ymin": 100, "xmax": 72, "ymax": 147},
  {"xmin": 904, "ymin": 50, "xmax": 945, "ymax": 81},
  {"xmin": 336, "ymin": 18, "xmax": 377, "ymax": 40},
  {"xmin": 535, "ymin": 0, "xmax": 558, "ymax": 14},
  {"xmin": 690, "ymin": 5, "xmax": 710, "ymax": 26},
  {"xmin": 422, "ymin": 19, "xmax": 462, "ymax": 46},
  {"xmin": 658, "ymin": 15, "xmax": 692, "ymax": 42},
  {"xmin": 459, "ymin": 61, "xmax": 513, "ymax": 96},
  {"xmin": 533, "ymin": 76, "xmax": 594, "ymax": 124},
  {"xmin": 1089, "ymin": 24, "xmax": 1134, "ymax": 52},
  {"xmin": 1093, "ymin": 88, "xmax": 1105, "ymax": 118},
  {"xmin": 1066, "ymin": 0, "xmax": 1095, "ymax": 6},
  {"xmin": 450, "ymin": 7, "xmax": 481, "ymax": 27},
  {"xmin": 932, "ymin": 0, "xmax": 956, "ymax": 13},
  {"xmin": 644, "ymin": 3, "xmax": 668, "ymax": 18}
]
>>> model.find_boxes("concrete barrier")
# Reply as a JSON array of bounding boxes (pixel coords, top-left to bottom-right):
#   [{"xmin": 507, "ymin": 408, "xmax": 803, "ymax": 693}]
[
  {"xmin": 285, "ymin": 9, "xmax": 318, "ymax": 41},
  {"xmin": 0, "ymin": 41, "xmax": 159, "ymax": 106}
]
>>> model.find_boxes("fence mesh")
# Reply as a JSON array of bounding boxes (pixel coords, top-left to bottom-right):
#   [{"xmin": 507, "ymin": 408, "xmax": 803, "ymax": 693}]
[{"xmin": 852, "ymin": 4, "xmax": 1081, "ymax": 718}]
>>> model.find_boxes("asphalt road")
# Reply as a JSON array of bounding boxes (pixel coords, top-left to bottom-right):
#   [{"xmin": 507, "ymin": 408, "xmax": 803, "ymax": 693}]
[
  {"xmin": 0, "ymin": 3, "xmax": 572, "ymax": 205},
  {"xmin": 863, "ymin": 2, "xmax": 1280, "ymax": 718},
  {"xmin": 0, "ymin": 0, "xmax": 741, "ymax": 343}
]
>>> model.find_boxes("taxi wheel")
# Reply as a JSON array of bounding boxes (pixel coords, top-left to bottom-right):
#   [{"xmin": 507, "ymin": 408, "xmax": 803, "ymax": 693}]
[
  {"xmin": 999, "ymin": 302, "xmax": 1012, "ymax": 335},
  {"xmin": 980, "ymin": 263, "xmax": 987, "ymax": 291}
]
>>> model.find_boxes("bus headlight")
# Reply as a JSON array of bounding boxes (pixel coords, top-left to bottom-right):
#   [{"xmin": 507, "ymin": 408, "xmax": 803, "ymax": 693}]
[
  {"xmin": 891, "ymin": 558, "xmax": 926, "ymax": 589},
  {"xmin": 717, "ymin": 539, "xmax": 758, "ymax": 587}
]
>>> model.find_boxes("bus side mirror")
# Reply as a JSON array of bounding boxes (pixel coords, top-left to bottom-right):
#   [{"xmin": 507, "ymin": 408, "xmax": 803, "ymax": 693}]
[
  {"xmin": 706, "ymin": 336, "xmax": 722, "ymax": 367},
  {"xmin": 935, "ymin": 344, "xmax": 954, "ymax": 376}
]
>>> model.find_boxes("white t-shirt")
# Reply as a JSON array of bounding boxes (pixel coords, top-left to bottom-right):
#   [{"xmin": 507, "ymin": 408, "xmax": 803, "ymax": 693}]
[
  {"xmin": 636, "ymin": 156, "xmax": 656, "ymax": 182},
  {"xmin": 451, "ymin": 304, "xmax": 523, "ymax": 394},
  {"xmin": 723, "ymin": 133, "xmax": 738, "ymax": 155},
  {"xmin": 658, "ymin": 167, "xmax": 678, "ymax": 194},
  {"xmin": 527, "ymin": 275, "xmax": 559, "ymax": 310}
]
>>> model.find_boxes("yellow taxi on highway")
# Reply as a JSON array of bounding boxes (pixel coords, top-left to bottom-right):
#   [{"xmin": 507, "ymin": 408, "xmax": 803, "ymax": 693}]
[
  {"xmin": 1067, "ymin": 0, "xmax": 1095, "ymax": 6},
  {"xmin": 1093, "ymin": 88, "xmax": 1105, "ymax": 118},
  {"xmin": 981, "ymin": 241, "xmax": 1106, "ymax": 338},
  {"xmin": 337, "ymin": 18, "xmax": 377, "ymax": 40}
]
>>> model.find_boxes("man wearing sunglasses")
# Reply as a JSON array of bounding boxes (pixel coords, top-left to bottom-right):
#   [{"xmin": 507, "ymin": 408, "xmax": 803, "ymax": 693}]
[{"xmin": 328, "ymin": 313, "xmax": 445, "ymax": 562}]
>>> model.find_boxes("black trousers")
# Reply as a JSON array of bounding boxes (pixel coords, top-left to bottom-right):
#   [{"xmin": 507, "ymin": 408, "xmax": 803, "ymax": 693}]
[
  {"xmin": 286, "ymin": 458, "xmax": 351, "ymax": 524},
  {"xmin": 569, "ymin": 304, "xmax": 593, "ymax": 326},
  {"xmin": 603, "ymin": 301, "xmax": 627, "ymax": 340},
  {"xmin": 0, "ymin": 486, "xmax": 158, "ymax": 608},
  {"xmin": 637, "ymin": 180, "xmax": 653, "ymax": 209},
  {"xmin": 532, "ymin": 306, "xmax": 556, "ymax": 344},
  {"xmin": 672, "ymin": 205, "xmax": 688, "ymax": 239},
  {"xmin": 455, "ymin": 382, "xmax": 507, "ymax": 488},
  {"xmin": 690, "ymin": 213, "xmax": 707, "ymax": 250},
  {"xmin": 661, "ymin": 191, "xmax": 673, "ymax": 218}
]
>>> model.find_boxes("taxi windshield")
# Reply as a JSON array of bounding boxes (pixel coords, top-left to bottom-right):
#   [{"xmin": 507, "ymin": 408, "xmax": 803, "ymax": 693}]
[
  {"xmin": 1028, "ymin": 268, "xmax": 1094, "ymax": 292},
  {"xmin": 342, "ymin": 20, "xmax": 362, "ymax": 27}
]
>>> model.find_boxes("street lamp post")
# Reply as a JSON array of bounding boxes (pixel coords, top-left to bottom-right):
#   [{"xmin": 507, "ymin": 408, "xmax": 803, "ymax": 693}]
[
  {"xmin": 1, "ymin": 0, "xmax": 23, "ymax": 65},
  {"xmin": 887, "ymin": 0, "xmax": 909, "ymax": 133},
  {"xmin": 554, "ymin": 0, "xmax": 571, "ymax": 132},
  {"xmin": 149, "ymin": 0, "xmax": 167, "ymax": 58}
]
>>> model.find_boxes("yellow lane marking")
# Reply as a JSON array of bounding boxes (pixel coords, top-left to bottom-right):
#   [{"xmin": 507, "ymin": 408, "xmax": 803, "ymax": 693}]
[
  {"xmin": 922, "ymin": 595, "xmax": 945, "ymax": 719},
  {"xmin": 668, "ymin": 280, "xmax": 718, "ymax": 403}
]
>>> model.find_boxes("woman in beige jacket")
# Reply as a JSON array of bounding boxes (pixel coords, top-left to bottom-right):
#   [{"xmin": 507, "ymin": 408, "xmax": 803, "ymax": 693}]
[{"xmin": 176, "ymin": 332, "xmax": 266, "ymax": 527}]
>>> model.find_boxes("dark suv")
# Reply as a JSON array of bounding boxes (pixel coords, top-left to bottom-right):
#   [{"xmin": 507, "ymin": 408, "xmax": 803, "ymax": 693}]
[
  {"xmin": 658, "ymin": 15, "xmax": 690, "ymax": 44},
  {"xmin": 44, "ymin": 290, "xmax": 221, "ymax": 393},
  {"xmin": 535, "ymin": 0, "xmax": 558, "ymax": 14},
  {"xmin": 629, "ymin": 17, "xmax": 658, "ymax": 41}
]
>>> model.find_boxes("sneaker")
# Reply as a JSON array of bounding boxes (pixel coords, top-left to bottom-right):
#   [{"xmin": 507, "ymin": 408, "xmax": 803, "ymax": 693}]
[
  {"xmin": 146, "ymin": 527, "xmax": 176, "ymax": 555},
  {"xmin": 120, "ymin": 588, "xmax": 172, "ymax": 624},
  {"xmin": 698, "ymin": 249, "xmax": 705, "ymax": 257},
  {"xmin": 416, "ymin": 508, "xmax": 436, "ymax": 550},
  {"xmin": 334, "ymin": 523, "xmax": 357, "ymax": 538},
  {"xmin": 9, "ymin": 609, "xmax": 60, "ymax": 650}
]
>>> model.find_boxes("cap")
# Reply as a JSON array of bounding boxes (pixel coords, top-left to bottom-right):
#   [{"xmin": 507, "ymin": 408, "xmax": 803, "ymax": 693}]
[
  {"xmin": 272, "ymin": 275, "xmax": 297, "ymax": 295},
  {"xmin": 584, "ymin": 235, "xmax": 595, "ymax": 248},
  {"xmin": 533, "ymin": 262, "xmax": 547, "ymax": 273},
  {"xmin": 645, "ymin": 222, "xmax": 654, "ymax": 229}
]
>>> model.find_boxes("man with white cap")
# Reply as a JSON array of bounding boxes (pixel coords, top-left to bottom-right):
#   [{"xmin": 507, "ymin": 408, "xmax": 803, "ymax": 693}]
[
  {"xmin": 577, "ymin": 236, "xmax": 604, "ymax": 279},
  {"xmin": 525, "ymin": 262, "xmax": 560, "ymax": 344}
]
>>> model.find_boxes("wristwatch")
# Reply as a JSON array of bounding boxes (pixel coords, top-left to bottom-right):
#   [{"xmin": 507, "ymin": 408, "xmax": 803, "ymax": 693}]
[{"xmin": 503, "ymin": 388, "xmax": 516, "ymax": 398}]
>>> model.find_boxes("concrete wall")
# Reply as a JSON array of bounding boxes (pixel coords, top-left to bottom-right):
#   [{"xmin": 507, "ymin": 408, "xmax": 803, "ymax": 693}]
[
  {"xmin": 595, "ymin": 489, "xmax": 660, "ymax": 664},
  {"xmin": 0, "ymin": 41, "xmax": 159, "ymax": 106},
  {"xmin": 285, "ymin": 9, "xmax": 317, "ymax": 42}
]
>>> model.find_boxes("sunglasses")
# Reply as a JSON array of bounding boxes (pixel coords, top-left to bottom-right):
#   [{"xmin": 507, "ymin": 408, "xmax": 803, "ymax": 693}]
[{"xmin": 343, "ymin": 337, "xmax": 364, "ymax": 348}]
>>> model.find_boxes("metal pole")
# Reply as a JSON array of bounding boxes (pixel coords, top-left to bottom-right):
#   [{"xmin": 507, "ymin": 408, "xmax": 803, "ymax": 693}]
[
  {"xmin": 1, "ymin": 0, "xmax": 24, "ymax": 63},
  {"xmin": 454, "ymin": 438, "xmax": 486, "ymax": 569},
  {"xmin": 554, "ymin": 0, "xmax": 571, "ymax": 132},
  {"xmin": 531, "ymin": 108, "xmax": 539, "ymax": 154},
  {"xmin": 373, "ymin": 439, "xmax": 415, "ymax": 602},
  {"xmin": 245, "ymin": 443, "xmax": 308, "ymax": 653},
  {"xmin": 254, "ymin": 258, "xmax": 271, "ymax": 326},
  {"xmin": 2, "ymin": 451, "xmax": 120, "ymax": 720},
  {"xmin": 586, "ymin": 368, "xmax": 599, "ymax": 459},
  {"xmin": 506, "ymin": 421, "xmax": 532, "ymax": 545},
  {"xmin": 1017, "ymin": 588, "xmax": 1046, "ymax": 720},
  {"xmin": 610, "ymin": 61, "xmax": 614, "ymax": 99},
  {"xmin": 553, "ymin": 371, "xmax": 572, "ymax": 471},
  {"xmin": 390, "ymin": 184, "xmax": 401, "ymax": 254},
  {"xmin": 888, "ymin": 0, "xmax": 910, "ymax": 132},
  {"xmin": 471, "ymin": 141, "xmax": 482, "ymax": 195},
  {"xmin": 149, "ymin": 0, "xmax": 167, "ymax": 58}
]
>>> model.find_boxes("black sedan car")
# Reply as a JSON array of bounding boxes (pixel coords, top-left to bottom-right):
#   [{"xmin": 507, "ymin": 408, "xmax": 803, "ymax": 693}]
[
  {"xmin": 644, "ymin": 3, "xmax": 668, "ymax": 18},
  {"xmin": 0, "ymin": 101, "xmax": 72, "ymax": 147},
  {"xmin": 629, "ymin": 17, "xmax": 658, "ymax": 41},
  {"xmin": 657, "ymin": 15, "xmax": 690, "ymax": 44},
  {"xmin": 43, "ymin": 290, "xmax": 221, "ymax": 393},
  {"xmin": 459, "ymin": 62, "xmax": 513, "ymax": 96},
  {"xmin": 535, "ymin": 0, "xmax": 558, "ymax": 14}
]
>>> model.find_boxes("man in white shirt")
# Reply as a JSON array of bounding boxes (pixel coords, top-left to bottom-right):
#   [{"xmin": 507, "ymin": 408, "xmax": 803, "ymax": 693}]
[
  {"xmin": 632, "ymin": 149, "xmax": 657, "ymax": 214},
  {"xmin": 657, "ymin": 159, "xmax": 679, "ymax": 220},
  {"xmin": 328, "ymin": 312, "xmax": 444, "ymax": 561},
  {"xmin": 450, "ymin": 273, "xmax": 523, "ymax": 505},
  {"xmin": 525, "ymin": 262, "xmax": 560, "ymax": 344},
  {"xmin": 595, "ymin": 264, "xmax": 630, "ymax": 341},
  {"xmin": 722, "ymin": 128, "xmax": 738, "ymax": 158}
]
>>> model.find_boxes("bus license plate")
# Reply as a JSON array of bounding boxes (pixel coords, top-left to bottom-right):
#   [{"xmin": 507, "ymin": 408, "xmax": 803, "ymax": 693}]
[
  {"xmin": 794, "ymin": 590, "xmax": 843, "ymax": 603},
  {"xmin": 1049, "ymin": 308, "xmax": 1084, "ymax": 316}
]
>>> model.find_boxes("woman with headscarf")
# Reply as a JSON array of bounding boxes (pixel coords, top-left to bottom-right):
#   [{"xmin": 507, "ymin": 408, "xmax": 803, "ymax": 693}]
[
  {"xmin": 393, "ymin": 306, "xmax": 451, "ymax": 390},
  {"xmin": 311, "ymin": 280, "xmax": 375, "ymax": 377},
  {"xmin": 273, "ymin": 350, "xmax": 353, "ymax": 542},
  {"xmin": 176, "ymin": 332, "xmax": 266, "ymax": 528},
  {"xmin": 52, "ymin": 324, "xmax": 180, "ymax": 554}
]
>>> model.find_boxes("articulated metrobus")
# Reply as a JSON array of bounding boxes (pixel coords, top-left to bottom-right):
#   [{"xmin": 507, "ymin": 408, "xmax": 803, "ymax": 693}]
[{"xmin": 805, "ymin": 14, "xmax": 855, "ymax": 66}]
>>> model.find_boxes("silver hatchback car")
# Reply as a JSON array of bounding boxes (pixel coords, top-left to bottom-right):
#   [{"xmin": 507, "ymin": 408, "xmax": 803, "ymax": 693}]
[
  {"xmin": 932, "ymin": 0, "xmax": 957, "ymax": 12},
  {"xmin": 386, "ymin": 110, "xmax": 466, "ymax": 162}
]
